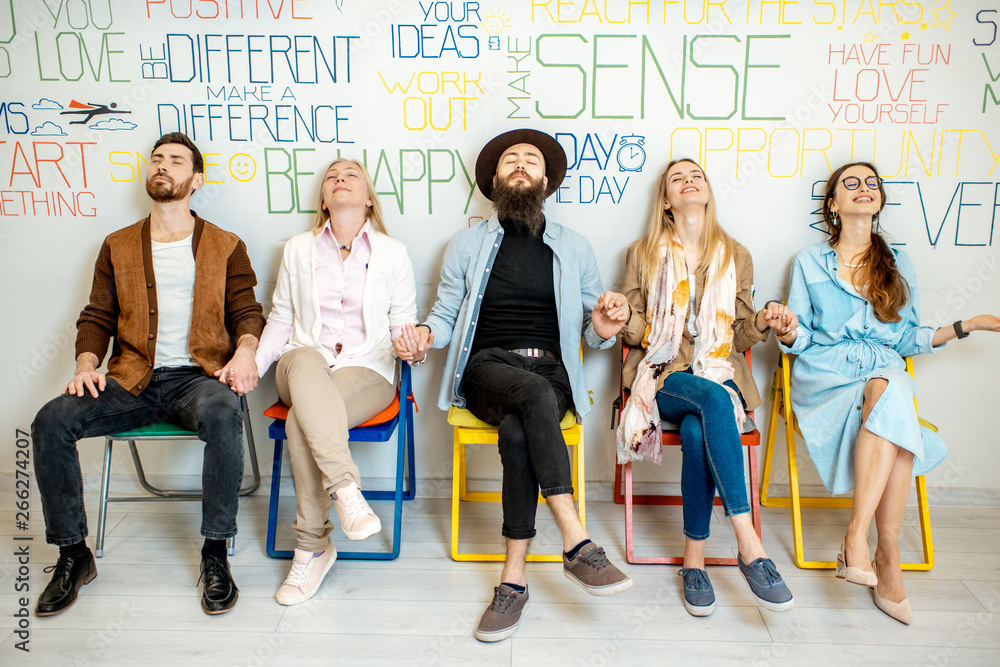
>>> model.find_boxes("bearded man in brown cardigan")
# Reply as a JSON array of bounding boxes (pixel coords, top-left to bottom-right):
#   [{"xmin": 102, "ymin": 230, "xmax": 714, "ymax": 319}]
[{"xmin": 31, "ymin": 132, "xmax": 265, "ymax": 617}]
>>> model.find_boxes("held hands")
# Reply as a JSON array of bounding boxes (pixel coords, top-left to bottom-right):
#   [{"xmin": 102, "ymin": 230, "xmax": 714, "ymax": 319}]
[
  {"xmin": 394, "ymin": 323, "xmax": 434, "ymax": 363},
  {"xmin": 63, "ymin": 353, "xmax": 106, "ymax": 398},
  {"xmin": 757, "ymin": 301, "xmax": 799, "ymax": 343},
  {"xmin": 215, "ymin": 344, "xmax": 259, "ymax": 396},
  {"xmin": 592, "ymin": 291, "xmax": 631, "ymax": 340}
]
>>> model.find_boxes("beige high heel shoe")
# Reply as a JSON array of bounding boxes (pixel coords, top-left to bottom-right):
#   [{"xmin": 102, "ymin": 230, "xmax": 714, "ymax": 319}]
[
  {"xmin": 836, "ymin": 540, "xmax": 878, "ymax": 587},
  {"xmin": 872, "ymin": 562, "xmax": 911, "ymax": 625}
]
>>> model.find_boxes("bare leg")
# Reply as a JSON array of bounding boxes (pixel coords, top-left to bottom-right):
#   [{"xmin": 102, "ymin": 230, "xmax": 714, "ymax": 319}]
[
  {"xmin": 685, "ymin": 514, "xmax": 765, "ymax": 569},
  {"xmin": 731, "ymin": 513, "xmax": 767, "ymax": 562},
  {"xmin": 683, "ymin": 538, "xmax": 706, "ymax": 569},
  {"xmin": 845, "ymin": 378, "xmax": 894, "ymax": 574},
  {"xmin": 547, "ymin": 493, "xmax": 588, "ymax": 551},
  {"xmin": 873, "ymin": 447, "xmax": 915, "ymax": 604},
  {"xmin": 499, "ymin": 538, "xmax": 530, "ymax": 587}
]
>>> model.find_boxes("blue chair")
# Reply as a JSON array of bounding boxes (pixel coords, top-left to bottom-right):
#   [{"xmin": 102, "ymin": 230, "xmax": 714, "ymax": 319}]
[{"xmin": 264, "ymin": 363, "xmax": 416, "ymax": 560}]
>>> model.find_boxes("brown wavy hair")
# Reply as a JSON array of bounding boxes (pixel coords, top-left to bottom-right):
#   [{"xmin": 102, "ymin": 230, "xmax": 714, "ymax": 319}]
[
  {"xmin": 628, "ymin": 159, "xmax": 736, "ymax": 293},
  {"xmin": 822, "ymin": 162, "xmax": 908, "ymax": 322}
]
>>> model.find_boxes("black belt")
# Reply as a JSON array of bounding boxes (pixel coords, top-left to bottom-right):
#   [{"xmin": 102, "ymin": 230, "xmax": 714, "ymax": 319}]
[{"xmin": 508, "ymin": 348, "xmax": 557, "ymax": 359}]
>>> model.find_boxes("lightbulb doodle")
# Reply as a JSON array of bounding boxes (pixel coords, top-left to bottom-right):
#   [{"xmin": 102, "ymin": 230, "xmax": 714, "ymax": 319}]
[{"xmin": 481, "ymin": 9, "xmax": 511, "ymax": 51}]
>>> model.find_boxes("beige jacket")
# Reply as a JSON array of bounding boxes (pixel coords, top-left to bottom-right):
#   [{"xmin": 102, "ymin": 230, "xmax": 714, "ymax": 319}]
[{"xmin": 620, "ymin": 241, "xmax": 767, "ymax": 410}]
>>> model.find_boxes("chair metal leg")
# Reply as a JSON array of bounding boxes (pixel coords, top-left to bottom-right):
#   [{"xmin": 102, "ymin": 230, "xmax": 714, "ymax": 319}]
[
  {"xmin": 340, "ymin": 410, "xmax": 410, "ymax": 561},
  {"xmin": 613, "ymin": 460, "xmax": 625, "ymax": 505},
  {"xmin": 914, "ymin": 474, "xmax": 935, "ymax": 570},
  {"xmin": 125, "ymin": 396, "xmax": 259, "ymax": 498},
  {"xmin": 403, "ymin": 397, "xmax": 416, "ymax": 501},
  {"xmin": 759, "ymin": 381, "xmax": 783, "ymax": 507},
  {"xmin": 96, "ymin": 440, "xmax": 115, "ymax": 558},
  {"xmin": 266, "ymin": 392, "xmax": 414, "ymax": 560},
  {"xmin": 623, "ymin": 439, "xmax": 759, "ymax": 565},
  {"xmin": 575, "ymin": 432, "xmax": 586, "ymax": 526},
  {"xmin": 624, "ymin": 462, "xmax": 635, "ymax": 563},
  {"xmin": 239, "ymin": 394, "xmax": 261, "ymax": 496},
  {"xmin": 748, "ymin": 445, "xmax": 761, "ymax": 538},
  {"xmin": 762, "ymin": 353, "xmax": 934, "ymax": 570},
  {"xmin": 450, "ymin": 431, "xmax": 464, "ymax": 561},
  {"xmin": 266, "ymin": 437, "xmax": 292, "ymax": 558},
  {"xmin": 127, "ymin": 440, "xmax": 202, "ymax": 498},
  {"xmin": 451, "ymin": 427, "xmax": 583, "ymax": 562}
]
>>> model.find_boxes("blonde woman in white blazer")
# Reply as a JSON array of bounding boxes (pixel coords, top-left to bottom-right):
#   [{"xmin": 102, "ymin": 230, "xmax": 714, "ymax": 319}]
[{"xmin": 255, "ymin": 159, "xmax": 423, "ymax": 606}]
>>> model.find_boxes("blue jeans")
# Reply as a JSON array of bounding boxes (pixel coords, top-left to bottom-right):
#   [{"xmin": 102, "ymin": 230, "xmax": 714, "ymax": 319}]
[
  {"xmin": 655, "ymin": 371, "xmax": 750, "ymax": 541},
  {"xmin": 461, "ymin": 348, "xmax": 574, "ymax": 540},
  {"xmin": 31, "ymin": 367, "xmax": 244, "ymax": 546}
]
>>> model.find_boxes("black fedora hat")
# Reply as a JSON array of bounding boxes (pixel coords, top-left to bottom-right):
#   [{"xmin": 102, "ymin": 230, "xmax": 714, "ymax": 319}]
[{"xmin": 475, "ymin": 128, "xmax": 567, "ymax": 201}]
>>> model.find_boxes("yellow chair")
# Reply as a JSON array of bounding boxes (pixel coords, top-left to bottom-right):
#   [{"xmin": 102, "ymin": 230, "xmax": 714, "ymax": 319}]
[
  {"xmin": 760, "ymin": 350, "xmax": 934, "ymax": 570},
  {"xmin": 449, "ymin": 406, "xmax": 585, "ymax": 562}
]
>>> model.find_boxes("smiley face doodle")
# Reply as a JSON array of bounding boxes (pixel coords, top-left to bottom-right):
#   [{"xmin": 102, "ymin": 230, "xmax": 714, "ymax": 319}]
[{"xmin": 229, "ymin": 154, "xmax": 257, "ymax": 181}]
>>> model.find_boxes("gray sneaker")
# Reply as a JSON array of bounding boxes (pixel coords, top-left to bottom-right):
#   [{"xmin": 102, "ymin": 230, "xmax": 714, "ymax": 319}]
[
  {"xmin": 678, "ymin": 567, "xmax": 716, "ymax": 617},
  {"xmin": 563, "ymin": 542, "xmax": 633, "ymax": 596},
  {"xmin": 474, "ymin": 584, "xmax": 529, "ymax": 643},
  {"xmin": 738, "ymin": 553, "xmax": 794, "ymax": 612}
]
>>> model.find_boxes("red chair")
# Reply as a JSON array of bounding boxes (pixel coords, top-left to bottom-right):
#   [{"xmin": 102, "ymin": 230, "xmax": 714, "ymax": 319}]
[{"xmin": 611, "ymin": 344, "xmax": 761, "ymax": 565}]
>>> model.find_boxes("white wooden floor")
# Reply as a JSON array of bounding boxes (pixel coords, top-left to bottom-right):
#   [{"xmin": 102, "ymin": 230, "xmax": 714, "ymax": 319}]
[{"xmin": 2, "ymin": 486, "xmax": 999, "ymax": 666}]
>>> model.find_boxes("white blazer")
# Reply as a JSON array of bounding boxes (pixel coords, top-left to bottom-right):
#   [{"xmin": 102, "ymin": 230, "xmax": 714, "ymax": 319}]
[{"xmin": 260, "ymin": 226, "xmax": 417, "ymax": 384}]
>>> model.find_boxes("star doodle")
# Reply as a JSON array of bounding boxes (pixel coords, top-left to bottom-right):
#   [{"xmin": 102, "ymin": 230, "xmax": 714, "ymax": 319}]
[{"xmin": 932, "ymin": 1, "xmax": 957, "ymax": 31}]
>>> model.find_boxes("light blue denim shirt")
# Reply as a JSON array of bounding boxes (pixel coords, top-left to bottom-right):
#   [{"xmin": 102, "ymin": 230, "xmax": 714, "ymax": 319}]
[
  {"xmin": 778, "ymin": 242, "xmax": 947, "ymax": 494},
  {"xmin": 423, "ymin": 214, "xmax": 614, "ymax": 419},
  {"xmin": 780, "ymin": 242, "xmax": 937, "ymax": 360}
]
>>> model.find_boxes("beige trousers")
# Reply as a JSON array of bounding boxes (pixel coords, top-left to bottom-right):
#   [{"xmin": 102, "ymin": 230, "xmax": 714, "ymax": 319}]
[{"xmin": 275, "ymin": 346, "xmax": 395, "ymax": 551}]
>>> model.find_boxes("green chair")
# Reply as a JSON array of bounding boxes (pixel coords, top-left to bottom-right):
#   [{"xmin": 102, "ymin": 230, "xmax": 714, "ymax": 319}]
[{"xmin": 95, "ymin": 395, "xmax": 260, "ymax": 557}]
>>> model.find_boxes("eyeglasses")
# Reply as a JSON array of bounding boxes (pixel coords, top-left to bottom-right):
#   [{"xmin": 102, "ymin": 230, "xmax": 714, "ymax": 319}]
[{"xmin": 841, "ymin": 175, "xmax": 881, "ymax": 191}]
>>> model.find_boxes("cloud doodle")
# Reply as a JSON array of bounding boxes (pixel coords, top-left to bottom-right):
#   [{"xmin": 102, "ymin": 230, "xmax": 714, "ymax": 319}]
[
  {"xmin": 89, "ymin": 117, "xmax": 138, "ymax": 131},
  {"xmin": 30, "ymin": 121, "xmax": 67, "ymax": 136},
  {"xmin": 32, "ymin": 98, "xmax": 64, "ymax": 110}
]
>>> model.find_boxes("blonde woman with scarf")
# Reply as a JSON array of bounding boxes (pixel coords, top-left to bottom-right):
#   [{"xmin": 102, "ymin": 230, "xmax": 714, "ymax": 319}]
[{"xmin": 617, "ymin": 159, "xmax": 797, "ymax": 617}]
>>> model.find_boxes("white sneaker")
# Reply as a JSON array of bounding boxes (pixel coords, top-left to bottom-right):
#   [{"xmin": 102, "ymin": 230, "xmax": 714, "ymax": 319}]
[
  {"xmin": 332, "ymin": 482, "xmax": 382, "ymax": 540},
  {"xmin": 275, "ymin": 545, "xmax": 337, "ymax": 606}
]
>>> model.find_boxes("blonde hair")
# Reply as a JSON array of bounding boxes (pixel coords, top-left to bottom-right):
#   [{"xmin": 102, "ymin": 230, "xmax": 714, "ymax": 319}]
[
  {"xmin": 627, "ymin": 159, "xmax": 736, "ymax": 291},
  {"xmin": 310, "ymin": 159, "xmax": 387, "ymax": 236}
]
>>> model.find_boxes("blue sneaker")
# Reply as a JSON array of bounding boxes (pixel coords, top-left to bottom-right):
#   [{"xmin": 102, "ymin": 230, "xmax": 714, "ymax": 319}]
[
  {"xmin": 678, "ymin": 568, "xmax": 715, "ymax": 616},
  {"xmin": 738, "ymin": 554, "xmax": 794, "ymax": 612}
]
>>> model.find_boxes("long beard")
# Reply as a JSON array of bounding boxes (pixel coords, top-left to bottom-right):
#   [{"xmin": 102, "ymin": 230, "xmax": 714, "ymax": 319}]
[
  {"xmin": 492, "ymin": 174, "xmax": 546, "ymax": 236},
  {"xmin": 146, "ymin": 173, "xmax": 194, "ymax": 203}
]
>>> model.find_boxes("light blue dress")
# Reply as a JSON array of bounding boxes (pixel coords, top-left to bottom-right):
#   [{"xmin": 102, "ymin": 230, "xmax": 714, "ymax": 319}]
[{"xmin": 778, "ymin": 242, "xmax": 948, "ymax": 495}]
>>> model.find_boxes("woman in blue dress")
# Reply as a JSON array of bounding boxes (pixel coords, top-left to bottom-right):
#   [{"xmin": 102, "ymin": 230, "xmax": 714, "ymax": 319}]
[{"xmin": 777, "ymin": 162, "xmax": 999, "ymax": 625}]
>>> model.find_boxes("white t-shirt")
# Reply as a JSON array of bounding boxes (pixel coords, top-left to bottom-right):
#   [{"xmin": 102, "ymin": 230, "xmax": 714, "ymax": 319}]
[
  {"xmin": 687, "ymin": 272, "xmax": 698, "ymax": 337},
  {"xmin": 151, "ymin": 235, "xmax": 197, "ymax": 368}
]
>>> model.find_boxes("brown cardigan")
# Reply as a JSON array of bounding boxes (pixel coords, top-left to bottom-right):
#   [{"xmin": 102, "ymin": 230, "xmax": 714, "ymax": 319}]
[
  {"xmin": 620, "ymin": 241, "xmax": 767, "ymax": 410},
  {"xmin": 75, "ymin": 214, "xmax": 265, "ymax": 395}
]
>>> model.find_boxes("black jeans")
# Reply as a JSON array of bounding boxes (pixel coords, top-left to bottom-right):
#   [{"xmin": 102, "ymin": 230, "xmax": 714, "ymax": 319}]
[
  {"xmin": 461, "ymin": 348, "xmax": 574, "ymax": 540},
  {"xmin": 31, "ymin": 367, "xmax": 244, "ymax": 546}
]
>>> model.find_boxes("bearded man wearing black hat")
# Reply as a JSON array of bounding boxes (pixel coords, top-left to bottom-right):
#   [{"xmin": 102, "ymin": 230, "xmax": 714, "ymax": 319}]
[{"xmin": 396, "ymin": 129, "xmax": 633, "ymax": 642}]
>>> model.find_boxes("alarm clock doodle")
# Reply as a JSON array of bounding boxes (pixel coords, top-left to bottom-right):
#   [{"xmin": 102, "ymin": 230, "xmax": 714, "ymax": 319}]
[{"xmin": 616, "ymin": 134, "xmax": 646, "ymax": 172}]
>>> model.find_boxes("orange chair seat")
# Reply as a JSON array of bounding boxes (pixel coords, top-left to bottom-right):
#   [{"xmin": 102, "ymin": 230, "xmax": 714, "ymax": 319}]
[{"xmin": 263, "ymin": 394, "xmax": 400, "ymax": 427}]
